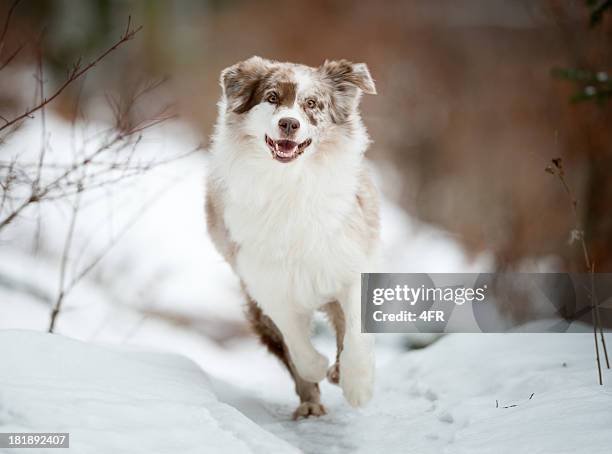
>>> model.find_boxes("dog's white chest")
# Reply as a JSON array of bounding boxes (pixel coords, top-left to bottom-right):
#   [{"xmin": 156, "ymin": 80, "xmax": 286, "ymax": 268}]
[{"xmin": 223, "ymin": 170, "xmax": 362, "ymax": 308}]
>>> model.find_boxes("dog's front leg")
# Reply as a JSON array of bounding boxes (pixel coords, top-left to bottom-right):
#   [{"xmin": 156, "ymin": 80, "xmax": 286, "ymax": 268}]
[
  {"xmin": 265, "ymin": 305, "xmax": 329, "ymax": 383},
  {"xmin": 339, "ymin": 280, "xmax": 375, "ymax": 407}
]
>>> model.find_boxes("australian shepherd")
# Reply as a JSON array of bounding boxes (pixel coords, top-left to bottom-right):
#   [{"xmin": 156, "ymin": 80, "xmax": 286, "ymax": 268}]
[{"xmin": 206, "ymin": 56, "xmax": 379, "ymax": 419}]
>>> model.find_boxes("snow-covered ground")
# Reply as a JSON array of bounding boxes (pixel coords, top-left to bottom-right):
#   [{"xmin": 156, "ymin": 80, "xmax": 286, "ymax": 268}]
[
  {"xmin": 0, "ymin": 330, "xmax": 298, "ymax": 454},
  {"xmin": 1, "ymin": 115, "xmax": 610, "ymax": 453},
  {"xmin": 2, "ymin": 329, "xmax": 610, "ymax": 454}
]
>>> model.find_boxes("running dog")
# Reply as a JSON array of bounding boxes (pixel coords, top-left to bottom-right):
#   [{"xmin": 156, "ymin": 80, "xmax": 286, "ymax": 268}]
[{"xmin": 206, "ymin": 56, "xmax": 379, "ymax": 419}]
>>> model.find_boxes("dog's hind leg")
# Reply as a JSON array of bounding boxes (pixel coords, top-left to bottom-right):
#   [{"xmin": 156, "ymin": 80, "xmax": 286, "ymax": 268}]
[
  {"xmin": 321, "ymin": 301, "xmax": 345, "ymax": 385},
  {"xmin": 245, "ymin": 296, "xmax": 326, "ymax": 420}
]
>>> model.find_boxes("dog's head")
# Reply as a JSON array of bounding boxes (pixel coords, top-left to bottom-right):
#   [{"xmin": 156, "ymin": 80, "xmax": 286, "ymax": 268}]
[{"xmin": 219, "ymin": 56, "xmax": 376, "ymax": 164}]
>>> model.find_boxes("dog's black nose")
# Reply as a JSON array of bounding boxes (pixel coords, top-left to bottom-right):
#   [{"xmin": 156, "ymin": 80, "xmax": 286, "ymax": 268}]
[{"xmin": 278, "ymin": 117, "xmax": 300, "ymax": 135}]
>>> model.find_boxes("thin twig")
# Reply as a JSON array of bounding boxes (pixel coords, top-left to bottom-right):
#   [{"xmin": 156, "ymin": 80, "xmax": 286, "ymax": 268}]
[
  {"xmin": 0, "ymin": 41, "xmax": 24, "ymax": 71},
  {"xmin": 59, "ymin": 176, "xmax": 182, "ymax": 310},
  {"xmin": 592, "ymin": 292, "xmax": 603, "ymax": 385},
  {"xmin": 0, "ymin": 0, "xmax": 21, "ymax": 58},
  {"xmin": 545, "ymin": 156, "xmax": 609, "ymax": 383},
  {"xmin": 0, "ymin": 132, "xmax": 122, "ymax": 230},
  {"xmin": 0, "ymin": 16, "xmax": 142, "ymax": 133},
  {"xmin": 591, "ymin": 262, "xmax": 610, "ymax": 369},
  {"xmin": 48, "ymin": 189, "xmax": 81, "ymax": 333},
  {"xmin": 35, "ymin": 35, "xmax": 48, "ymax": 192}
]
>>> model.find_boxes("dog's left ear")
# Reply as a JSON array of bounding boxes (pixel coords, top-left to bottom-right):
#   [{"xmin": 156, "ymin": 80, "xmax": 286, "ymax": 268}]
[
  {"xmin": 220, "ymin": 56, "xmax": 270, "ymax": 114},
  {"xmin": 319, "ymin": 59, "xmax": 377, "ymax": 95},
  {"xmin": 319, "ymin": 60, "xmax": 376, "ymax": 123}
]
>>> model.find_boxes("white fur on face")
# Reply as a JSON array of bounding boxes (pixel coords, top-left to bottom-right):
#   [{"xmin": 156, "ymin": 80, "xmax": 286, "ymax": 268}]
[
  {"xmin": 240, "ymin": 69, "xmax": 319, "ymax": 159},
  {"xmin": 245, "ymin": 100, "xmax": 313, "ymax": 146}
]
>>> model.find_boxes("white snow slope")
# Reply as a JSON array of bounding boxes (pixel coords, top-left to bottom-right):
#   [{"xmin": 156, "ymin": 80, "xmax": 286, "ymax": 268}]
[
  {"xmin": 0, "ymin": 330, "xmax": 298, "ymax": 454},
  {"xmin": 1, "ymin": 329, "xmax": 611, "ymax": 454}
]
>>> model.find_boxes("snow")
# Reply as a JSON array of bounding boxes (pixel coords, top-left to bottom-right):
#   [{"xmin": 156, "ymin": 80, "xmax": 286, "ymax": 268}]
[
  {"xmin": 0, "ymin": 330, "xmax": 298, "ymax": 454},
  {"xmin": 2, "ymin": 330, "xmax": 610, "ymax": 454},
  {"xmin": 211, "ymin": 331, "xmax": 612, "ymax": 454},
  {"xmin": 1, "ymin": 114, "xmax": 610, "ymax": 453}
]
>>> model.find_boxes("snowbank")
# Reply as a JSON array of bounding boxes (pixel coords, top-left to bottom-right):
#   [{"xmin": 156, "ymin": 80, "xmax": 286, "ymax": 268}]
[{"xmin": 0, "ymin": 330, "xmax": 298, "ymax": 454}]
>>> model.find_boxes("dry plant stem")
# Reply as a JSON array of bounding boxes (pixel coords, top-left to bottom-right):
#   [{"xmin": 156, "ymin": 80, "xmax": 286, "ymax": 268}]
[
  {"xmin": 557, "ymin": 173, "xmax": 591, "ymax": 268},
  {"xmin": 593, "ymin": 325, "xmax": 602, "ymax": 384},
  {"xmin": 0, "ymin": 110, "xmax": 181, "ymax": 231},
  {"xmin": 558, "ymin": 171, "xmax": 611, "ymax": 372},
  {"xmin": 46, "ymin": 177, "xmax": 181, "ymax": 332},
  {"xmin": 0, "ymin": 0, "xmax": 21, "ymax": 58},
  {"xmin": 549, "ymin": 159, "xmax": 610, "ymax": 383},
  {"xmin": 590, "ymin": 264, "xmax": 603, "ymax": 385},
  {"xmin": 0, "ymin": 1, "xmax": 24, "ymax": 72},
  {"xmin": 0, "ymin": 16, "xmax": 142, "ymax": 133},
  {"xmin": 35, "ymin": 40, "xmax": 47, "ymax": 188},
  {"xmin": 0, "ymin": 132, "xmax": 122, "ymax": 230},
  {"xmin": 32, "ymin": 40, "xmax": 46, "ymax": 252},
  {"xmin": 48, "ymin": 190, "xmax": 81, "ymax": 333},
  {"xmin": 0, "ymin": 42, "xmax": 24, "ymax": 71},
  {"xmin": 0, "ymin": 108, "xmax": 176, "ymax": 232},
  {"xmin": 591, "ymin": 263, "xmax": 610, "ymax": 369}
]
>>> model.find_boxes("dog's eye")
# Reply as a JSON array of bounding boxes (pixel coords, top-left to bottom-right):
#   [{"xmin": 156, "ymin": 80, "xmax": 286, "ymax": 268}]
[
  {"xmin": 266, "ymin": 92, "xmax": 279, "ymax": 104},
  {"xmin": 306, "ymin": 99, "xmax": 317, "ymax": 109}
]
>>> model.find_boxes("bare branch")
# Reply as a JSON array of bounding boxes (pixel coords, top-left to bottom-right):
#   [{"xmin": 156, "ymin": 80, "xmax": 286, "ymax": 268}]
[
  {"xmin": 0, "ymin": 41, "xmax": 24, "ymax": 71},
  {"xmin": 47, "ymin": 176, "xmax": 182, "ymax": 333},
  {"xmin": 48, "ymin": 188, "xmax": 81, "ymax": 333},
  {"xmin": 546, "ymin": 156, "xmax": 610, "ymax": 384},
  {"xmin": 0, "ymin": 16, "xmax": 142, "ymax": 133},
  {"xmin": 35, "ymin": 35, "xmax": 48, "ymax": 192},
  {"xmin": 0, "ymin": 0, "xmax": 21, "ymax": 58}
]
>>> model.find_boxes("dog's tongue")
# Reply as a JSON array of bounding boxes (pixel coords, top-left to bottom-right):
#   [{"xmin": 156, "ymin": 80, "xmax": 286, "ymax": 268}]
[{"xmin": 276, "ymin": 140, "xmax": 297, "ymax": 153}]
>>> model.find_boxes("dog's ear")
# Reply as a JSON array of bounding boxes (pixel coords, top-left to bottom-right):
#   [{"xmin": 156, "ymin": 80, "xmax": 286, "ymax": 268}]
[
  {"xmin": 319, "ymin": 60, "xmax": 377, "ymax": 96},
  {"xmin": 220, "ymin": 56, "xmax": 270, "ymax": 114},
  {"xmin": 319, "ymin": 60, "xmax": 376, "ymax": 123}
]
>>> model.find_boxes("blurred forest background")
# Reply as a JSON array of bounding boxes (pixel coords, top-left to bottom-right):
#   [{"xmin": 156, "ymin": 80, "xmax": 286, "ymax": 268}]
[{"xmin": 1, "ymin": 0, "xmax": 611, "ymax": 272}]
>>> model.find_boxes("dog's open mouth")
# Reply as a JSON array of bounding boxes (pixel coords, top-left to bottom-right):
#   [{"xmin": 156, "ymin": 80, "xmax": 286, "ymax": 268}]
[{"xmin": 265, "ymin": 135, "xmax": 312, "ymax": 163}]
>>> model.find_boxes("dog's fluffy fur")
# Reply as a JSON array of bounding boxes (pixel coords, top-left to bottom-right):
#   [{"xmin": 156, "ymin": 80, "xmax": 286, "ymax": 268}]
[{"xmin": 206, "ymin": 56, "xmax": 379, "ymax": 418}]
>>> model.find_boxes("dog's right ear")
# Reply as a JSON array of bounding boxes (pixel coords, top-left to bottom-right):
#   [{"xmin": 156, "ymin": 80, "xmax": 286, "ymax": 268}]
[{"xmin": 220, "ymin": 56, "xmax": 270, "ymax": 114}]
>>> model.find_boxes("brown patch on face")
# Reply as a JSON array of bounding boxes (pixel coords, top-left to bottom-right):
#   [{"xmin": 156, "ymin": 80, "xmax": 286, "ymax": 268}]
[
  {"xmin": 220, "ymin": 58, "xmax": 303, "ymax": 114},
  {"xmin": 259, "ymin": 68, "xmax": 299, "ymax": 112},
  {"xmin": 276, "ymin": 81, "xmax": 297, "ymax": 107},
  {"xmin": 221, "ymin": 56, "xmax": 271, "ymax": 114},
  {"xmin": 233, "ymin": 83, "xmax": 265, "ymax": 114}
]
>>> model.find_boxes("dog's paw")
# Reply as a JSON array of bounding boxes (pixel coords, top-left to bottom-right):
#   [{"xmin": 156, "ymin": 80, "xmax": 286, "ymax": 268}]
[
  {"xmin": 339, "ymin": 352, "xmax": 374, "ymax": 407},
  {"xmin": 326, "ymin": 362, "xmax": 340, "ymax": 385},
  {"xmin": 292, "ymin": 402, "xmax": 327, "ymax": 420},
  {"xmin": 340, "ymin": 373, "xmax": 373, "ymax": 407},
  {"xmin": 295, "ymin": 351, "xmax": 329, "ymax": 383}
]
